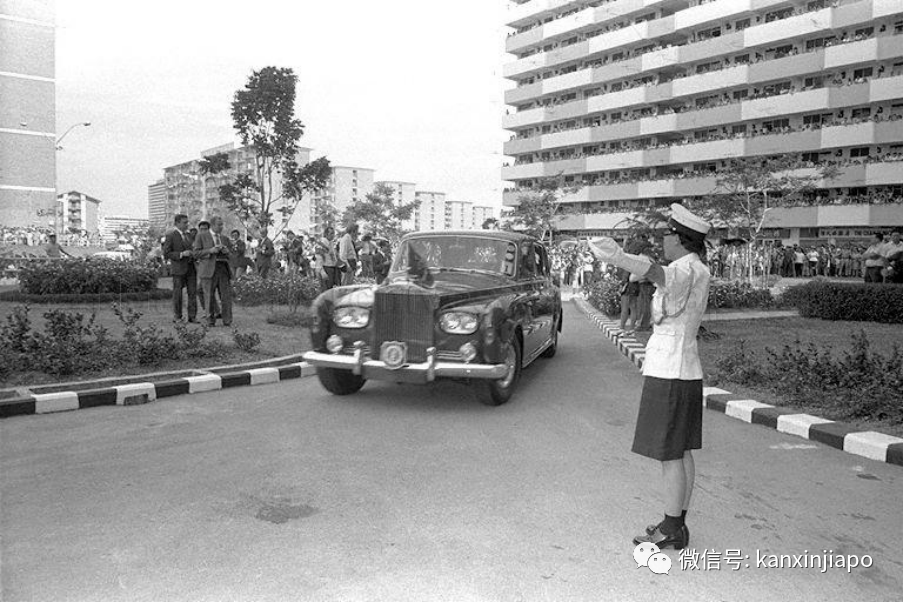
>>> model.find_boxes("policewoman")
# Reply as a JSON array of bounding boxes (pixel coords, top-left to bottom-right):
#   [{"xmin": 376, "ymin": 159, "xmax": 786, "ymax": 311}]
[{"xmin": 589, "ymin": 203, "xmax": 711, "ymax": 550}]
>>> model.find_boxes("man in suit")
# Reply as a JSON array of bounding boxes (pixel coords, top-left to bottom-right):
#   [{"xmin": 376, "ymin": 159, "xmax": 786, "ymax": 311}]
[
  {"xmin": 162, "ymin": 214, "xmax": 198, "ymax": 323},
  {"xmin": 229, "ymin": 228, "xmax": 247, "ymax": 279},
  {"xmin": 194, "ymin": 216, "xmax": 233, "ymax": 327},
  {"xmin": 256, "ymin": 228, "xmax": 276, "ymax": 278}
]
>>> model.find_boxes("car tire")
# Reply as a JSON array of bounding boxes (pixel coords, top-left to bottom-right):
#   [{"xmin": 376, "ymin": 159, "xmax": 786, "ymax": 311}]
[
  {"xmin": 473, "ymin": 335, "xmax": 522, "ymax": 406},
  {"xmin": 316, "ymin": 367, "xmax": 366, "ymax": 395},
  {"xmin": 540, "ymin": 311, "xmax": 560, "ymax": 359}
]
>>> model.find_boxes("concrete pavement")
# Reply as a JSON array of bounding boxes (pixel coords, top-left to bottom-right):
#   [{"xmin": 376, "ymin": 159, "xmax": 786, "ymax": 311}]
[{"xmin": 1, "ymin": 302, "xmax": 901, "ymax": 601}]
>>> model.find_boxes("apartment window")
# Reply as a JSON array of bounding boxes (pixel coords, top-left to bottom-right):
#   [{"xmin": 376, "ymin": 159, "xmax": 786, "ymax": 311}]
[
  {"xmin": 735, "ymin": 18, "xmax": 751, "ymax": 31},
  {"xmin": 765, "ymin": 8, "xmax": 793, "ymax": 22},
  {"xmin": 696, "ymin": 60, "xmax": 720, "ymax": 74},
  {"xmin": 762, "ymin": 118, "xmax": 790, "ymax": 131},
  {"xmin": 854, "ymin": 27, "xmax": 874, "ymax": 37},
  {"xmin": 801, "ymin": 152, "xmax": 820, "ymax": 162},
  {"xmin": 635, "ymin": 12, "xmax": 656, "ymax": 23},
  {"xmin": 610, "ymin": 82, "xmax": 623, "ymax": 92},
  {"xmin": 611, "ymin": 52, "xmax": 624, "ymax": 61},
  {"xmin": 697, "ymin": 26, "xmax": 721, "ymax": 40},
  {"xmin": 850, "ymin": 147, "xmax": 870, "ymax": 158},
  {"xmin": 852, "ymin": 67, "xmax": 873, "ymax": 80},
  {"xmin": 803, "ymin": 113, "xmax": 823, "ymax": 125},
  {"xmin": 807, "ymin": 0, "xmax": 825, "ymax": 9},
  {"xmin": 851, "ymin": 107, "xmax": 871, "ymax": 119},
  {"xmin": 694, "ymin": 162, "xmax": 717, "ymax": 172},
  {"xmin": 733, "ymin": 89, "xmax": 749, "ymax": 100},
  {"xmin": 895, "ymin": 20, "xmax": 903, "ymax": 34},
  {"xmin": 804, "ymin": 75, "xmax": 824, "ymax": 88},
  {"xmin": 773, "ymin": 44, "xmax": 794, "ymax": 58},
  {"xmin": 734, "ymin": 54, "xmax": 751, "ymax": 64},
  {"xmin": 732, "ymin": 124, "xmax": 747, "ymax": 135}
]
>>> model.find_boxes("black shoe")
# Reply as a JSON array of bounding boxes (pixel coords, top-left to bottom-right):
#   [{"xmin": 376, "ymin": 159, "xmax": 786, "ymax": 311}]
[
  {"xmin": 645, "ymin": 520, "xmax": 663, "ymax": 536},
  {"xmin": 633, "ymin": 525, "xmax": 689, "ymax": 550}
]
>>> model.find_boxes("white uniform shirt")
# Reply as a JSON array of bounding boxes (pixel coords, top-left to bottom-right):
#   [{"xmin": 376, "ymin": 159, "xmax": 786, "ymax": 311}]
[{"xmin": 642, "ymin": 253, "xmax": 711, "ymax": 380}]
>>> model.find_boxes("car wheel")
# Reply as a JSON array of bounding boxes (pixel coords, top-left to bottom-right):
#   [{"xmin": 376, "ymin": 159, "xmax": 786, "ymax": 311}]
[
  {"xmin": 316, "ymin": 367, "xmax": 366, "ymax": 395},
  {"xmin": 540, "ymin": 311, "xmax": 560, "ymax": 359},
  {"xmin": 473, "ymin": 335, "xmax": 522, "ymax": 406}
]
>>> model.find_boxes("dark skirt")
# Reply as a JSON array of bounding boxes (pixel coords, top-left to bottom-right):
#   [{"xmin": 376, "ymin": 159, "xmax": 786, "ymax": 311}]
[{"xmin": 631, "ymin": 376, "xmax": 703, "ymax": 461}]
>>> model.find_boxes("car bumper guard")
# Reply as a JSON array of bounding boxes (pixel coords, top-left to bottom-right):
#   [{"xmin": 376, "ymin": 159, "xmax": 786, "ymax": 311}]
[{"xmin": 302, "ymin": 346, "xmax": 508, "ymax": 382}]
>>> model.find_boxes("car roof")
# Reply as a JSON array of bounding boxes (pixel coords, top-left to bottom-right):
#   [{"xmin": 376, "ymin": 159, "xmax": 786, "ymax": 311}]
[{"xmin": 401, "ymin": 230, "xmax": 539, "ymax": 244}]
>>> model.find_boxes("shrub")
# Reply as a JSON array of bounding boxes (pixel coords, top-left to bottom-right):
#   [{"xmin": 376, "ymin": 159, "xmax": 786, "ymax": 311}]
[
  {"xmin": 17, "ymin": 258, "xmax": 158, "ymax": 295},
  {"xmin": 28, "ymin": 308, "xmax": 113, "ymax": 376},
  {"xmin": 583, "ymin": 277, "xmax": 621, "ymax": 317},
  {"xmin": 232, "ymin": 328, "xmax": 261, "ymax": 353},
  {"xmin": 113, "ymin": 304, "xmax": 179, "ymax": 365},
  {"xmin": 782, "ymin": 280, "xmax": 903, "ymax": 323},
  {"xmin": 0, "ymin": 289, "xmax": 171, "ymax": 304},
  {"xmin": 583, "ymin": 276, "xmax": 776, "ymax": 317},
  {"xmin": 707, "ymin": 280, "xmax": 774, "ymax": 310},
  {"xmin": 233, "ymin": 273, "xmax": 322, "ymax": 310},
  {"xmin": 711, "ymin": 332, "xmax": 903, "ymax": 425}
]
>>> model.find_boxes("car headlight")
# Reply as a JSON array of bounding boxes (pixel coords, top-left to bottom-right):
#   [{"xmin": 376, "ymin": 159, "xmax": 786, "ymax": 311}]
[
  {"xmin": 440, "ymin": 311, "xmax": 479, "ymax": 335},
  {"xmin": 333, "ymin": 306, "xmax": 370, "ymax": 329}
]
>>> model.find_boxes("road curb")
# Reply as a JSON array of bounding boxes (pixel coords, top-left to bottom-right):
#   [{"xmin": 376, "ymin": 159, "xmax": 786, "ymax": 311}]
[
  {"xmin": 572, "ymin": 297, "xmax": 903, "ymax": 468},
  {"xmin": 0, "ymin": 360, "xmax": 317, "ymax": 419}
]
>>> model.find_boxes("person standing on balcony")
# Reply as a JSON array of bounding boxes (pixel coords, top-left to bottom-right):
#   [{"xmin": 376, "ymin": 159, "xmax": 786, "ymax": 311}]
[{"xmin": 588, "ymin": 203, "xmax": 712, "ymax": 551}]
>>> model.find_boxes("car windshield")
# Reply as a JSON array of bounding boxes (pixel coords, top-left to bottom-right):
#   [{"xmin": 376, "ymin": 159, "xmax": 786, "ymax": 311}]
[{"xmin": 392, "ymin": 236, "xmax": 518, "ymax": 278}]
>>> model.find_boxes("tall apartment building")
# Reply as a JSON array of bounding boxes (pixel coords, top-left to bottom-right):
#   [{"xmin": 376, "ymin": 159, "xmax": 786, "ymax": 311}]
[
  {"xmin": 147, "ymin": 179, "xmax": 167, "ymax": 228},
  {"xmin": 376, "ymin": 180, "xmax": 418, "ymax": 231},
  {"xmin": 56, "ymin": 191, "xmax": 101, "ymax": 235},
  {"xmin": 1, "ymin": 1, "xmax": 56, "ymax": 230},
  {"xmin": 472, "ymin": 204, "xmax": 498, "ymax": 229},
  {"xmin": 413, "ymin": 191, "xmax": 447, "ymax": 231},
  {"xmin": 160, "ymin": 143, "xmax": 312, "ymax": 234},
  {"xmin": 503, "ymin": 0, "xmax": 903, "ymax": 245},
  {"xmin": 308, "ymin": 166, "xmax": 375, "ymax": 233}
]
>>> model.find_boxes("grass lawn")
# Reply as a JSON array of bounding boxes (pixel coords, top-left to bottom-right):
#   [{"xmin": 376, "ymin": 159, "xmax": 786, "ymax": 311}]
[
  {"xmin": 0, "ymin": 298, "xmax": 314, "ymax": 388},
  {"xmin": 631, "ymin": 316, "xmax": 903, "ymax": 438}
]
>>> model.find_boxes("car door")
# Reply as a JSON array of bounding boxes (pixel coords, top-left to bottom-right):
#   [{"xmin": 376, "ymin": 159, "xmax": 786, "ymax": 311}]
[{"xmin": 532, "ymin": 243, "xmax": 557, "ymax": 349}]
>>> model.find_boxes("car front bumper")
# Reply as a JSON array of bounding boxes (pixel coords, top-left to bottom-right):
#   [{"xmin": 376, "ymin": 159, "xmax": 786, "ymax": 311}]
[{"xmin": 302, "ymin": 346, "xmax": 508, "ymax": 383}]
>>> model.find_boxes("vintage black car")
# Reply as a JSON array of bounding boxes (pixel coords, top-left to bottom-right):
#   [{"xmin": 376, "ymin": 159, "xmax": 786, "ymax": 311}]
[{"xmin": 302, "ymin": 230, "xmax": 562, "ymax": 405}]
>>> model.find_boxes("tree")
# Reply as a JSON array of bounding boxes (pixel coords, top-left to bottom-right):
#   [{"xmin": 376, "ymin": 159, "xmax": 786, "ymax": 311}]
[
  {"xmin": 506, "ymin": 178, "xmax": 577, "ymax": 241},
  {"xmin": 481, "ymin": 217, "xmax": 499, "ymax": 230},
  {"xmin": 687, "ymin": 155, "xmax": 838, "ymax": 283},
  {"xmin": 340, "ymin": 183, "xmax": 416, "ymax": 244},
  {"xmin": 201, "ymin": 66, "xmax": 332, "ymax": 238}
]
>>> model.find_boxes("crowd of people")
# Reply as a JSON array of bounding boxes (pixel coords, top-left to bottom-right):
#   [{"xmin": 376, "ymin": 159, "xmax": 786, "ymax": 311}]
[
  {"xmin": 159, "ymin": 215, "xmax": 397, "ymax": 327},
  {"xmin": 0, "ymin": 226, "xmax": 105, "ymax": 248}
]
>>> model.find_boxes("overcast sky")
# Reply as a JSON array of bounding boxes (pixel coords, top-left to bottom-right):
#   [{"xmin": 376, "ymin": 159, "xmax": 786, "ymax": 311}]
[{"xmin": 55, "ymin": 1, "xmax": 512, "ymax": 218}]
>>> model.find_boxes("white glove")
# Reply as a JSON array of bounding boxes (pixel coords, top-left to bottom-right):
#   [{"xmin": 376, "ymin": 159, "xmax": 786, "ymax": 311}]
[{"xmin": 588, "ymin": 237, "xmax": 652, "ymax": 276}]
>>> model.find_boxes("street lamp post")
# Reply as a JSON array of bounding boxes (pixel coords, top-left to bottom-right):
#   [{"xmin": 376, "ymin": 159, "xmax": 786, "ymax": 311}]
[
  {"xmin": 53, "ymin": 121, "xmax": 91, "ymax": 236},
  {"xmin": 56, "ymin": 121, "xmax": 91, "ymax": 150}
]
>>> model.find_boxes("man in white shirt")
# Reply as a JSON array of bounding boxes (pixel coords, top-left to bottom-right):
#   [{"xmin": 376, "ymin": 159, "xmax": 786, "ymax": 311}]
[
  {"xmin": 882, "ymin": 229, "xmax": 903, "ymax": 283},
  {"xmin": 338, "ymin": 224, "xmax": 359, "ymax": 286},
  {"xmin": 589, "ymin": 203, "xmax": 712, "ymax": 551},
  {"xmin": 863, "ymin": 233, "xmax": 888, "ymax": 283}
]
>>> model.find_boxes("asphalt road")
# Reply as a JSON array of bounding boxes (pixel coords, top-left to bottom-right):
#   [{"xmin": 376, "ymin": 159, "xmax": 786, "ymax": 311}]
[{"xmin": 1, "ymin": 303, "xmax": 901, "ymax": 602}]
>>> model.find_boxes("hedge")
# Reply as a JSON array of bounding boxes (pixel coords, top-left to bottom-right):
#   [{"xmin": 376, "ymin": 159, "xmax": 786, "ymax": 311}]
[
  {"xmin": 782, "ymin": 280, "xmax": 903, "ymax": 323},
  {"xmin": 583, "ymin": 277, "xmax": 776, "ymax": 317},
  {"xmin": 16, "ymin": 258, "xmax": 158, "ymax": 295},
  {"xmin": 233, "ymin": 273, "xmax": 322, "ymax": 308},
  {"xmin": 0, "ymin": 289, "xmax": 172, "ymax": 304}
]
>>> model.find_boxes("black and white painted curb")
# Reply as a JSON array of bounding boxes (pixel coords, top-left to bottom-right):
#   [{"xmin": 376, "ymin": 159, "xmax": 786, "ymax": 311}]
[
  {"xmin": 572, "ymin": 297, "xmax": 903, "ymax": 468},
  {"xmin": 0, "ymin": 362, "xmax": 317, "ymax": 419}
]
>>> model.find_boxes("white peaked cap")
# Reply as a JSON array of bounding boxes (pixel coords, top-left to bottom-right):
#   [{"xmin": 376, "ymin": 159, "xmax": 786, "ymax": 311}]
[{"xmin": 669, "ymin": 203, "xmax": 711, "ymax": 237}]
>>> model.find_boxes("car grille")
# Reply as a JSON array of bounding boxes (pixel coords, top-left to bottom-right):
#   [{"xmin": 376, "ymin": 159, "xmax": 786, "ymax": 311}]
[{"xmin": 372, "ymin": 287, "xmax": 436, "ymax": 362}]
